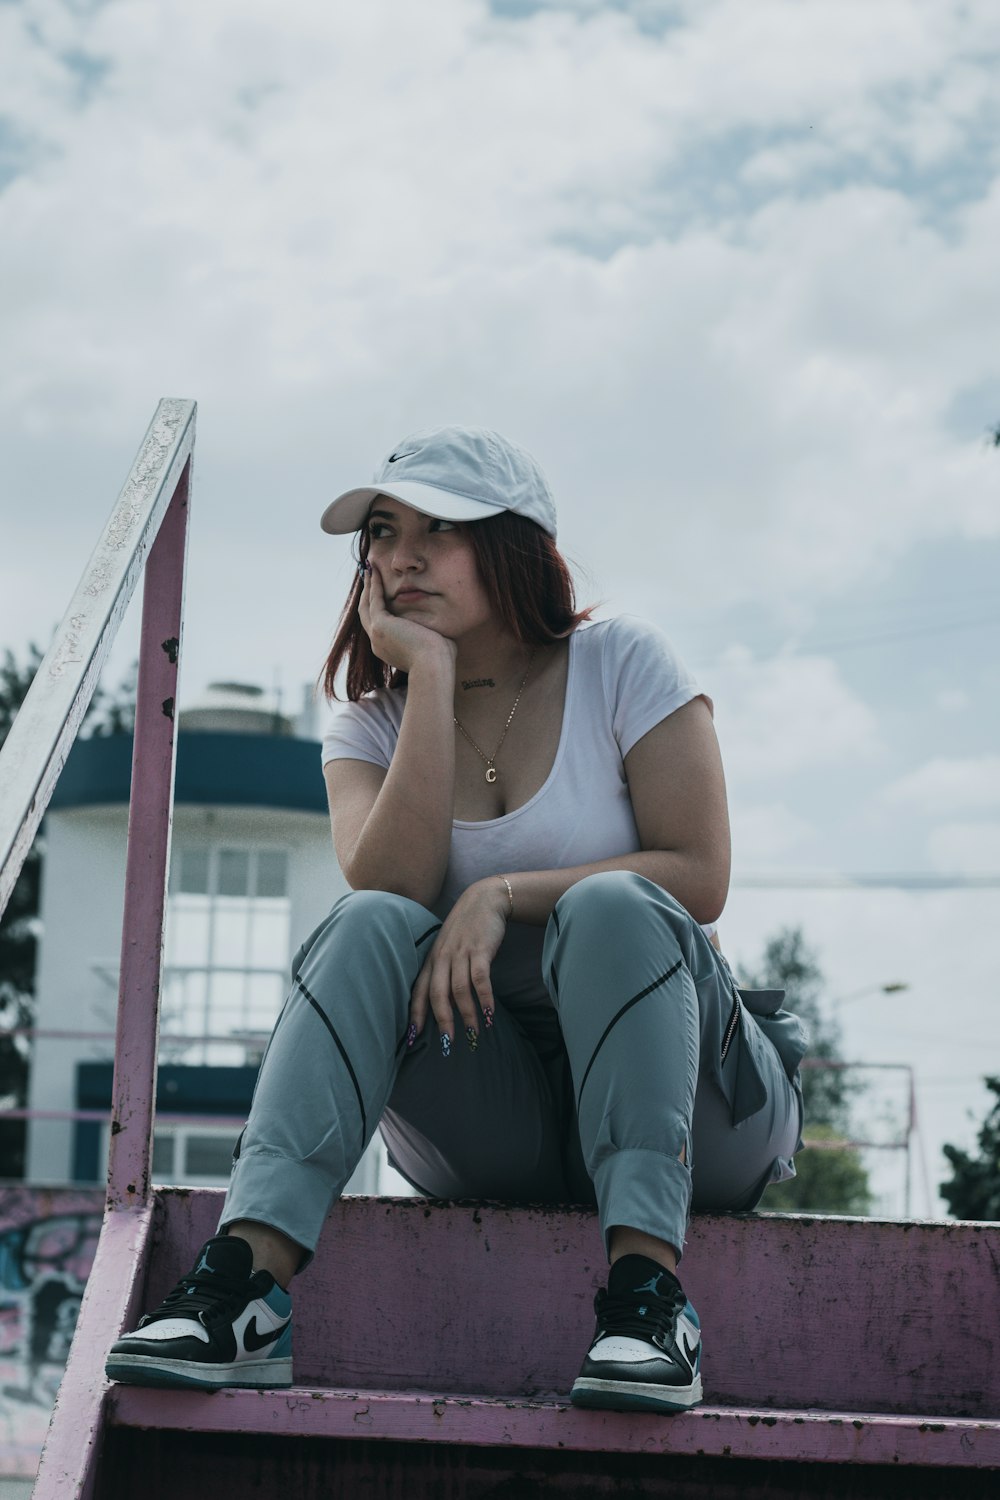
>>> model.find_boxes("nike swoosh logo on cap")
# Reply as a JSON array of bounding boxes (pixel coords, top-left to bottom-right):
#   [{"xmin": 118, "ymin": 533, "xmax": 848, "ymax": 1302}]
[
  {"xmin": 243, "ymin": 1316, "xmax": 289, "ymax": 1353},
  {"xmin": 387, "ymin": 449, "xmax": 420, "ymax": 463}
]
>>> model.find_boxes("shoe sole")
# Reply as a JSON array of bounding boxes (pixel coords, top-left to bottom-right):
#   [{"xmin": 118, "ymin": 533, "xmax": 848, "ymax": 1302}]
[
  {"xmin": 105, "ymin": 1354, "xmax": 293, "ymax": 1390},
  {"xmin": 570, "ymin": 1373, "xmax": 703, "ymax": 1413}
]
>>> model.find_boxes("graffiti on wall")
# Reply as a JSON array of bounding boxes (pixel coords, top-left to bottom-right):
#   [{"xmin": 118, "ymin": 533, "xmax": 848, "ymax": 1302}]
[{"xmin": 0, "ymin": 1187, "xmax": 102, "ymax": 1478}]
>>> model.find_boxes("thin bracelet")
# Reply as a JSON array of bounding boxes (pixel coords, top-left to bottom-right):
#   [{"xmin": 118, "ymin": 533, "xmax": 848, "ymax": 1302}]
[{"xmin": 498, "ymin": 874, "xmax": 514, "ymax": 921}]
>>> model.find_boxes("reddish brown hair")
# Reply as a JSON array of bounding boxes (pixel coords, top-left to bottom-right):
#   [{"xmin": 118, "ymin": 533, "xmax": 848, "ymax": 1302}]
[{"xmin": 320, "ymin": 510, "xmax": 595, "ymax": 702}]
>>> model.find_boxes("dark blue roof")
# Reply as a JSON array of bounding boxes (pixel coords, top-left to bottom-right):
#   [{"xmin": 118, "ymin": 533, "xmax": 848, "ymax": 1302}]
[{"xmin": 49, "ymin": 732, "xmax": 327, "ymax": 814}]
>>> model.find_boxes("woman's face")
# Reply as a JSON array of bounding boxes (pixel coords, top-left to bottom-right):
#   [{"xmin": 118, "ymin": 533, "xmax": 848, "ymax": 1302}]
[{"xmin": 364, "ymin": 498, "xmax": 495, "ymax": 641}]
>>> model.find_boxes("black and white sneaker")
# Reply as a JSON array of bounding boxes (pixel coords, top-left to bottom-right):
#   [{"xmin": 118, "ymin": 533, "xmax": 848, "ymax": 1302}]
[
  {"xmin": 570, "ymin": 1254, "xmax": 702, "ymax": 1413},
  {"xmin": 105, "ymin": 1235, "xmax": 293, "ymax": 1390}
]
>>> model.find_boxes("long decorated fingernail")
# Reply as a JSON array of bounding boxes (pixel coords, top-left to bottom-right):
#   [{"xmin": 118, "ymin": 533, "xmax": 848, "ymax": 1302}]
[
  {"xmin": 483, "ymin": 1007, "xmax": 494, "ymax": 1030},
  {"xmin": 466, "ymin": 1026, "xmax": 479, "ymax": 1053},
  {"xmin": 406, "ymin": 1023, "xmax": 417, "ymax": 1049},
  {"xmin": 440, "ymin": 1032, "xmax": 452, "ymax": 1058},
  {"xmin": 358, "ymin": 561, "xmax": 366, "ymax": 579}
]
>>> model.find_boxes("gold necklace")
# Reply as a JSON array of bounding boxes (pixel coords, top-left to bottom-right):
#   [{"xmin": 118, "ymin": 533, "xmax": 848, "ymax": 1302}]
[{"xmin": 453, "ymin": 649, "xmax": 536, "ymax": 784}]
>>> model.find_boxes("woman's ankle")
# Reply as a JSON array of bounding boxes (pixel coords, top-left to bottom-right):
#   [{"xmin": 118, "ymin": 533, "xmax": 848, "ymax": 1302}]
[
  {"xmin": 224, "ymin": 1221, "xmax": 303, "ymax": 1289},
  {"xmin": 608, "ymin": 1225, "xmax": 679, "ymax": 1276}
]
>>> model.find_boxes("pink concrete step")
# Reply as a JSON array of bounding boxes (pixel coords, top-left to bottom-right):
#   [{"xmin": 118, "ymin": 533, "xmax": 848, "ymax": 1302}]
[
  {"xmin": 106, "ymin": 1384, "xmax": 1000, "ymax": 1470},
  {"xmin": 97, "ymin": 1186, "xmax": 1000, "ymax": 1479}
]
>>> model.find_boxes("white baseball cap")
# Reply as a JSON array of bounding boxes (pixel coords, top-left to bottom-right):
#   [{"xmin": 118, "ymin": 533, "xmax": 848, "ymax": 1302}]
[{"xmin": 320, "ymin": 425, "xmax": 558, "ymax": 538}]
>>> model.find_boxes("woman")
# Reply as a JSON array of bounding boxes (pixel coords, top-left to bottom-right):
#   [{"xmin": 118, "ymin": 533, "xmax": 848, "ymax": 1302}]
[{"xmin": 107, "ymin": 425, "xmax": 805, "ymax": 1413}]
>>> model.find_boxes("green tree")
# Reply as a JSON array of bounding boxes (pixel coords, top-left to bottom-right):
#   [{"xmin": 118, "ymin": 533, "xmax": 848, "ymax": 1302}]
[
  {"xmin": 940, "ymin": 1076, "xmax": 1000, "ymax": 1221},
  {"xmin": 0, "ymin": 643, "xmax": 137, "ymax": 1178},
  {"xmin": 0, "ymin": 645, "xmax": 46, "ymax": 1177},
  {"xmin": 761, "ymin": 1123, "xmax": 874, "ymax": 1216},
  {"xmin": 741, "ymin": 926, "xmax": 873, "ymax": 1215}
]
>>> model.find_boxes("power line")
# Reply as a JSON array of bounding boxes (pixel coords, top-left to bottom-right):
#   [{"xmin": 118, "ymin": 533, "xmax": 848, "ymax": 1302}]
[
  {"xmin": 731, "ymin": 873, "xmax": 1000, "ymax": 889},
  {"xmin": 785, "ymin": 612, "xmax": 1000, "ymax": 656},
  {"xmin": 919, "ymin": 1075, "xmax": 995, "ymax": 1088},
  {"xmin": 675, "ymin": 589, "xmax": 1000, "ymax": 659}
]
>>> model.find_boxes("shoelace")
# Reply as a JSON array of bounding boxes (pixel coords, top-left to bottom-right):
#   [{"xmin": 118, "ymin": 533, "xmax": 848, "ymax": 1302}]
[
  {"xmin": 593, "ymin": 1283, "xmax": 684, "ymax": 1346},
  {"xmin": 139, "ymin": 1270, "xmax": 256, "ymax": 1329}
]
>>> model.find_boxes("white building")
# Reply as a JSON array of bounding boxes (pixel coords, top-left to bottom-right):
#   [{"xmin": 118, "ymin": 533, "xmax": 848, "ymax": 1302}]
[{"xmin": 26, "ymin": 683, "xmax": 410, "ymax": 1195}]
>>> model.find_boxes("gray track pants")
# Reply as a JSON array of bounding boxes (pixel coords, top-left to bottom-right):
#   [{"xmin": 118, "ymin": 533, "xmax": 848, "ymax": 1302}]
[{"xmin": 221, "ymin": 872, "xmax": 804, "ymax": 1260}]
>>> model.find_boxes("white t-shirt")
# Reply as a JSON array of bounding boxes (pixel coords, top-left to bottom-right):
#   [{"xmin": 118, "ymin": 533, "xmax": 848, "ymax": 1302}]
[{"xmin": 320, "ymin": 614, "xmax": 712, "ymax": 997}]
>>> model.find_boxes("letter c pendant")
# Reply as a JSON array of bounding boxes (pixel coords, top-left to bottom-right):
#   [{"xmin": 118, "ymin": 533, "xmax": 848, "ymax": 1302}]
[{"xmin": 485, "ymin": 766, "xmax": 497, "ymax": 784}]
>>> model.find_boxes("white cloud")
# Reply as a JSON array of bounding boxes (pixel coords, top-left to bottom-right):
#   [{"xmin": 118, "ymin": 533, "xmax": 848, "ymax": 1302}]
[
  {"xmin": 926, "ymin": 820, "xmax": 1000, "ymax": 873},
  {"xmin": 1, "ymin": 0, "xmax": 998, "ymax": 628},
  {"xmin": 1, "ymin": 0, "xmax": 999, "ymax": 790},
  {"xmin": 709, "ymin": 646, "xmax": 884, "ymax": 779},
  {"xmin": 885, "ymin": 755, "xmax": 1000, "ymax": 814},
  {"xmin": 730, "ymin": 800, "xmax": 814, "ymax": 864},
  {"xmin": 936, "ymin": 688, "xmax": 970, "ymax": 713}
]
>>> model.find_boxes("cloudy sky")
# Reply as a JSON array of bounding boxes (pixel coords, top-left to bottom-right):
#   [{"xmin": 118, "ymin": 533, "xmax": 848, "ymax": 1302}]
[{"xmin": 1, "ymin": 0, "xmax": 998, "ymax": 1209}]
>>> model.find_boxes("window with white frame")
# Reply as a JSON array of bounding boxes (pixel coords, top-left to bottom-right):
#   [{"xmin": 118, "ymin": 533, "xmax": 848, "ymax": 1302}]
[
  {"xmin": 152, "ymin": 1123, "xmax": 240, "ymax": 1185},
  {"xmin": 162, "ymin": 845, "xmax": 291, "ymax": 1064},
  {"xmin": 97, "ymin": 1120, "xmax": 241, "ymax": 1188}
]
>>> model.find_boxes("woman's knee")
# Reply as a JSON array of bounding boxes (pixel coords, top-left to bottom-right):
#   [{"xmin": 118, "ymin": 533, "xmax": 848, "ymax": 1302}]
[
  {"xmin": 330, "ymin": 887, "xmax": 432, "ymax": 928},
  {"xmin": 544, "ymin": 873, "xmax": 703, "ymax": 1003},
  {"xmin": 554, "ymin": 870, "xmax": 693, "ymax": 933},
  {"xmin": 555, "ymin": 869, "xmax": 641, "ymax": 920},
  {"xmin": 295, "ymin": 888, "xmax": 436, "ymax": 971}
]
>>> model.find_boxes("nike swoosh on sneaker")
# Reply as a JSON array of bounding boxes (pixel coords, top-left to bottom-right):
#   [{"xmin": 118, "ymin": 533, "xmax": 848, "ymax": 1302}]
[
  {"xmin": 243, "ymin": 1317, "xmax": 289, "ymax": 1353},
  {"xmin": 682, "ymin": 1332, "xmax": 700, "ymax": 1367}
]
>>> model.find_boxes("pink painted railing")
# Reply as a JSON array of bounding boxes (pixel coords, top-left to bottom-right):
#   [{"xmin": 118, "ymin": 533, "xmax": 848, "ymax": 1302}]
[{"xmin": 0, "ymin": 399, "xmax": 196, "ymax": 1500}]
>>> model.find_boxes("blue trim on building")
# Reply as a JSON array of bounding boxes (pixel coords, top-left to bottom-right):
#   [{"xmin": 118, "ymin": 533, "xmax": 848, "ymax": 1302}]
[
  {"xmin": 74, "ymin": 1062, "xmax": 259, "ymax": 1184},
  {"xmin": 49, "ymin": 732, "xmax": 327, "ymax": 814},
  {"xmin": 73, "ymin": 1123, "xmax": 102, "ymax": 1184}
]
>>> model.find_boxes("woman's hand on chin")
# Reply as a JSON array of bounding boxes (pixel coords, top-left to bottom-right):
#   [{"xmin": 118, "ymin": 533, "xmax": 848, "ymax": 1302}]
[
  {"xmin": 359, "ymin": 563, "xmax": 456, "ymax": 675},
  {"xmin": 408, "ymin": 879, "xmax": 509, "ymax": 1055}
]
